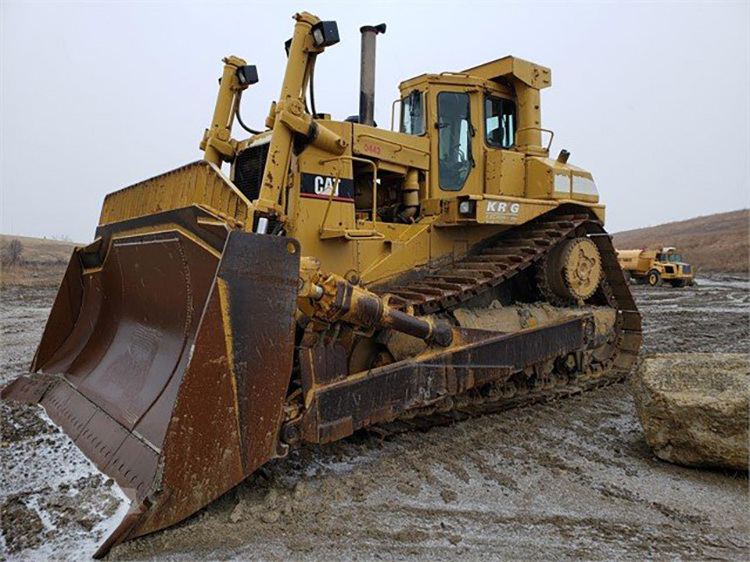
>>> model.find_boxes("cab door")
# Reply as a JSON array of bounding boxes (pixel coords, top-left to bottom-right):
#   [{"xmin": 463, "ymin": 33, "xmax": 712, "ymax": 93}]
[
  {"xmin": 431, "ymin": 89, "xmax": 482, "ymax": 197},
  {"xmin": 483, "ymin": 94, "xmax": 524, "ymax": 198}
]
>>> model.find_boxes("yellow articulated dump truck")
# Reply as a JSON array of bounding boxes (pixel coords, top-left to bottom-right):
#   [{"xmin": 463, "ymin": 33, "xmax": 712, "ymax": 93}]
[
  {"xmin": 2, "ymin": 12, "xmax": 641, "ymax": 557},
  {"xmin": 617, "ymin": 247, "xmax": 694, "ymax": 287}
]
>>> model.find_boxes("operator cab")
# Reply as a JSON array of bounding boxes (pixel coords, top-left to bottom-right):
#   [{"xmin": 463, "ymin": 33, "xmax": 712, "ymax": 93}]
[
  {"xmin": 657, "ymin": 248, "xmax": 684, "ymax": 263},
  {"xmin": 394, "ymin": 57, "xmax": 598, "ymax": 213},
  {"xmin": 396, "ymin": 57, "xmax": 550, "ymax": 202}
]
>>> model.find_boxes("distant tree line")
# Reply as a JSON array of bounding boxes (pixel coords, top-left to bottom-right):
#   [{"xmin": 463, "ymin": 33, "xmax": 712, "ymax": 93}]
[{"xmin": 1, "ymin": 239, "xmax": 24, "ymax": 267}]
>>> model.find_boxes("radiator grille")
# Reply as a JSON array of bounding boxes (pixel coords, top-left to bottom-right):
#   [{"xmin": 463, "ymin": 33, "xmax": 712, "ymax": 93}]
[{"xmin": 233, "ymin": 142, "xmax": 270, "ymax": 201}]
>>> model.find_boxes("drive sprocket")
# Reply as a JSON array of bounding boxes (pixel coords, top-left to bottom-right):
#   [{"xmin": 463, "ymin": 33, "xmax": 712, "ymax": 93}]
[{"xmin": 537, "ymin": 236, "xmax": 602, "ymax": 305}]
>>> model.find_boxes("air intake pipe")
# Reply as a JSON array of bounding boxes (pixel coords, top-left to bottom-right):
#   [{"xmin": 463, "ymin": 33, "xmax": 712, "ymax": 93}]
[{"xmin": 359, "ymin": 23, "xmax": 386, "ymax": 127}]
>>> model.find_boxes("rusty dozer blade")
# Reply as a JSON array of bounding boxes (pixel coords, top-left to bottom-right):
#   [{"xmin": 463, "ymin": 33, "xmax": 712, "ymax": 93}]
[{"xmin": 2, "ymin": 227, "xmax": 301, "ymax": 557}]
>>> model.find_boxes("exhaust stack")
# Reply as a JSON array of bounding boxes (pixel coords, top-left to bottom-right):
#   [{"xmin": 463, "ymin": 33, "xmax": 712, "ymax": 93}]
[{"xmin": 359, "ymin": 23, "xmax": 386, "ymax": 127}]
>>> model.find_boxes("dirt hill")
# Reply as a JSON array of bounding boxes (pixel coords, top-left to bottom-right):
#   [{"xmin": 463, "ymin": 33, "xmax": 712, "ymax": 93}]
[
  {"xmin": 612, "ymin": 209, "xmax": 749, "ymax": 274},
  {"xmin": 0, "ymin": 234, "xmax": 77, "ymax": 287}
]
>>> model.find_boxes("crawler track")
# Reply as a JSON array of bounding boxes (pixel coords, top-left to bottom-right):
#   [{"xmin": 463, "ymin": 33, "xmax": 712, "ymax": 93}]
[{"xmin": 372, "ymin": 205, "xmax": 642, "ymax": 433}]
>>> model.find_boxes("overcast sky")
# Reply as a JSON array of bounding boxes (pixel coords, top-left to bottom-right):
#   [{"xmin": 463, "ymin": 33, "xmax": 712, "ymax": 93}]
[{"xmin": 1, "ymin": 1, "xmax": 748, "ymax": 242}]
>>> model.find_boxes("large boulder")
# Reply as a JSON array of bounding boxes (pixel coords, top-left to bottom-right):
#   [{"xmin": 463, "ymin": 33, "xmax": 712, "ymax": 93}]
[{"xmin": 633, "ymin": 354, "xmax": 749, "ymax": 471}]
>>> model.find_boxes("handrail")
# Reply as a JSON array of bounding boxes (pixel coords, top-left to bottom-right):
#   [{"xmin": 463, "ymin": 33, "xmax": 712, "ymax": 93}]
[
  {"xmin": 320, "ymin": 155, "xmax": 379, "ymax": 227},
  {"xmin": 516, "ymin": 126, "xmax": 555, "ymax": 152},
  {"xmin": 390, "ymin": 98, "xmax": 400, "ymax": 131},
  {"xmin": 318, "ymin": 166, "xmax": 342, "ymax": 234}
]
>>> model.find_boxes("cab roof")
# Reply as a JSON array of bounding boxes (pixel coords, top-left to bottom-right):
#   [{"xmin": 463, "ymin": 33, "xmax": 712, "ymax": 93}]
[
  {"xmin": 463, "ymin": 56, "xmax": 551, "ymax": 89},
  {"xmin": 398, "ymin": 55, "xmax": 551, "ymax": 94}
]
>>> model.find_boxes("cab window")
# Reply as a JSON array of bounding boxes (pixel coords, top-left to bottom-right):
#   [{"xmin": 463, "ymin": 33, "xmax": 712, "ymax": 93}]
[
  {"xmin": 437, "ymin": 92, "xmax": 472, "ymax": 191},
  {"xmin": 484, "ymin": 96, "xmax": 516, "ymax": 149},
  {"xmin": 400, "ymin": 91, "xmax": 425, "ymax": 136}
]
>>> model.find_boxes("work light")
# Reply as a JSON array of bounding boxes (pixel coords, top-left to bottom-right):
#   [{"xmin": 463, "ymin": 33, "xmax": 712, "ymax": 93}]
[
  {"xmin": 236, "ymin": 65, "xmax": 259, "ymax": 86},
  {"xmin": 459, "ymin": 200, "xmax": 475, "ymax": 215},
  {"xmin": 311, "ymin": 21, "xmax": 340, "ymax": 48}
]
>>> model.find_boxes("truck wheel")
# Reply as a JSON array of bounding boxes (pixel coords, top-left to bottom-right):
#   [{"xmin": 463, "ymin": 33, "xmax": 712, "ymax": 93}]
[
  {"xmin": 647, "ymin": 270, "xmax": 661, "ymax": 287},
  {"xmin": 670, "ymin": 279, "xmax": 687, "ymax": 288}
]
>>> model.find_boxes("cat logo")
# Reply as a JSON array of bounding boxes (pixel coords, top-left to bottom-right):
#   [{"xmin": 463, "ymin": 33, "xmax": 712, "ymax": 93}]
[
  {"xmin": 300, "ymin": 173, "xmax": 354, "ymax": 202},
  {"xmin": 314, "ymin": 176, "xmax": 342, "ymax": 196}
]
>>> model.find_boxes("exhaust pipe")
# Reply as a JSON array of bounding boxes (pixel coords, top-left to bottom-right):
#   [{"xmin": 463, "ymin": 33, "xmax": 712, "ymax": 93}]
[{"xmin": 359, "ymin": 23, "xmax": 386, "ymax": 127}]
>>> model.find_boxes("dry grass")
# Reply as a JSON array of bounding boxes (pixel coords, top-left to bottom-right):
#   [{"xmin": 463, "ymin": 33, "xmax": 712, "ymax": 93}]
[
  {"xmin": 0, "ymin": 234, "xmax": 76, "ymax": 287},
  {"xmin": 612, "ymin": 209, "xmax": 749, "ymax": 274}
]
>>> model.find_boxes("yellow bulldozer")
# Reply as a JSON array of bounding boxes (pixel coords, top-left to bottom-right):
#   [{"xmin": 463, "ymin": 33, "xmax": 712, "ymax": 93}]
[
  {"xmin": 2, "ymin": 12, "xmax": 641, "ymax": 557},
  {"xmin": 617, "ymin": 247, "xmax": 694, "ymax": 287}
]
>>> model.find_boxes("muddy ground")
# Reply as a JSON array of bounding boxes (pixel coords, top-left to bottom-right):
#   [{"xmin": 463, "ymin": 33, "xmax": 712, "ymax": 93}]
[{"xmin": 1, "ymin": 275, "xmax": 748, "ymax": 561}]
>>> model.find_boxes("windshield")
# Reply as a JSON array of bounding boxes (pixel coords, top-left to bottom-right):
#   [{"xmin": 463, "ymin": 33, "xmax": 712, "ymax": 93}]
[
  {"xmin": 400, "ymin": 91, "xmax": 425, "ymax": 136},
  {"xmin": 661, "ymin": 253, "xmax": 683, "ymax": 262}
]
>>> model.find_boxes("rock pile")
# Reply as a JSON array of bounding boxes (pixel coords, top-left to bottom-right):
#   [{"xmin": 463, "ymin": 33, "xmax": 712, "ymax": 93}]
[{"xmin": 633, "ymin": 353, "xmax": 749, "ymax": 471}]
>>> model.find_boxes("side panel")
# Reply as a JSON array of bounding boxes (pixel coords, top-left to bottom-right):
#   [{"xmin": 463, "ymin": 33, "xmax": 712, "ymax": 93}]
[
  {"xmin": 289, "ymin": 126, "xmax": 359, "ymax": 277},
  {"xmin": 485, "ymin": 149, "xmax": 525, "ymax": 198}
]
